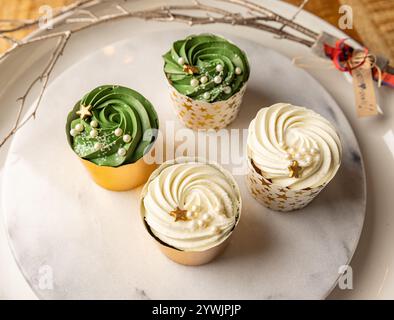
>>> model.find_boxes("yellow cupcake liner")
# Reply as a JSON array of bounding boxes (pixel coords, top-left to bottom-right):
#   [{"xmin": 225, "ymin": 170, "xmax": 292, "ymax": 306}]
[
  {"xmin": 156, "ymin": 237, "xmax": 231, "ymax": 266},
  {"xmin": 81, "ymin": 156, "xmax": 157, "ymax": 192},
  {"xmin": 246, "ymin": 156, "xmax": 326, "ymax": 212},
  {"xmin": 168, "ymin": 84, "xmax": 247, "ymax": 130}
]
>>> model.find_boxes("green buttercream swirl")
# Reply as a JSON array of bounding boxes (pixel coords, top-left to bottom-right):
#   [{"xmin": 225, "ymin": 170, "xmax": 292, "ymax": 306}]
[
  {"xmin": 163, "ymin": 34, "xmax": 250, "ymax": 103},
  {"xmin": 66, "ymin": 85, "xmax": 159, "ymax": 167}
]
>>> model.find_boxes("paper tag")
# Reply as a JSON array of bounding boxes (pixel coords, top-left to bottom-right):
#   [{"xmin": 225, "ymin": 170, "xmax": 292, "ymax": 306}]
[{"xmin": 351, "ymin": 53, "xmax": 378, "ymax": 117}]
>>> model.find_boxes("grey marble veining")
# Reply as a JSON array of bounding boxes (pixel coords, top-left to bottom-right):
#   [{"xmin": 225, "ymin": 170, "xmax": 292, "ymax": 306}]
[{"xmin": 1, "ymin": 29, "xmax": 366, "ymax": 299}]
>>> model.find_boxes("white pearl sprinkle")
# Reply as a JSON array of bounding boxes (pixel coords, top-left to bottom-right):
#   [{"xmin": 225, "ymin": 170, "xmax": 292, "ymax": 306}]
[
  {"xmin": 90, "ymin": 129, "xmax": 98, "ymax": 138},
  {"xmin": 315, "ymin": 154, "xmax": 321, "ymax": 162},
  {"xmin": 235, "ymin": 67, "xmax": 242, "ymax": 75},
  {"xmin": 190, "ymin": 220, "xmax": 198, "ymax": 230},
  {"xmin": 279, "ymin": 141, "xmax": 286, "ymax": 148},
  {"xmin": 90, "ymin": 120, "xmax": 98, "ymax": 128},
  {"xmin": 94, "ymin": 142, "xmax": 102, "ymax": 150},
  {"xmin": 114, "ymin": 128, "xmax": 123, "ymax": 137},
  {"xmin": 177, "ymin": 57, "xmax": 185, "ymax": 65},
  {"xmin": 196, "ymin": 220, "xmax": 204, "ymax": 228},
  {"xmin": 70, "ymin": 129, "xmax": 78, "ymax": 137},
  {"xmin": 190, "ymin": 78, "xmax": 199, "ymax": 87},
  {"xmin": 117, "ymin": 148, "xmax": 126, "ymax": 157},
  {"xmin": 305, "ymin": 155, "xmax": 312, "ymax": 164},
  {"xmin": 285, "ymin": 153, "xmax": 292, "ymax": 160},
  {"xmin": 216, "ymin": 64, "xmax": 224, "ymax": 72},
  {"xmin": 200, "ymin": 76, "xmax": 208, "ymax": 84},
  {"xmin": 75, "ymin": 123, "xmax": 84, "ymax": 132},
  {"xmin": 123, "ymin": 134, "xmax": 132, "ymax": 143},
  {"xmin": 203, "ymin": 92, "xmax": 211, "ymax": 100},
  {"xmin": 186, "ymin": 211, "xmax": 194, "ymax": 219},
  {"xmin": 295, "ymin": 153, "xmax": 302, "ymax": 160},
  {"xmin": 300, "ymin": 147, "xmax": 308, "ymax": 154},
  {"xmin": 191, "ymin": 205, "xmax": 199, "ymax": 212},
  {"xmin": 202, "ymin": 213, "xmax": 211, "ymax": 222},
  {"xmin": 214, "ymin": 75, "xmax": 222, "ymax": 84},
  {"xmin": 223, "ymin": 86, "xmax": 232, "ymax": 94},
  {"xmin": 287, "ymin": 147, "xmax": 295, "ymax": 154},
  {"xmin": 310, "ymin": 147, "xmax": 319, "ymax": 155},
  {"xmin": 210, "ymin": 226, "xmax": 220, "ymax": 234}
]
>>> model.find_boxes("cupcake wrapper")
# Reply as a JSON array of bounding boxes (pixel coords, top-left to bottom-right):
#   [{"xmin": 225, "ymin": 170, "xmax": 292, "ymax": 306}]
[
  {"xmin": 168, "ymin": 84, "xmax": 247, "ymax": 130},
  {"xmin": 156, "ymin": 236, "xmax": 230, "ymax": 266},
  {"xmin": 81, "ymin": 157, "xmax": 157, "ymax": 192},
  {"xmin": 246, "ymin": 157, "xmax": 326, "ymax": 212}
]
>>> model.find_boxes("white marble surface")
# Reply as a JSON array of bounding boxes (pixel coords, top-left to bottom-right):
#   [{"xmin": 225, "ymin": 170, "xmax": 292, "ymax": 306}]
[{"xmin": 1, "ymin": 26, "xmax": 366, "ymax": 299}]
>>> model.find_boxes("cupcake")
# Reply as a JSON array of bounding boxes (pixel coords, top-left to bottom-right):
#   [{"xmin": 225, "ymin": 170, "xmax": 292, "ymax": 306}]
[
  {"xmin": 246, "ymin": 103, "xmax": 342, "ymax": 212},
  {"xmin": 163, "ymin": 34, "xmax": 250, "ymax": 130},
  {"xmin": 66, "ymin": 85, "xmax": 159, "ymax": 191},
  {"xmin": 140, "ymin": 157, "xmax": 242, "ymax": 266}
]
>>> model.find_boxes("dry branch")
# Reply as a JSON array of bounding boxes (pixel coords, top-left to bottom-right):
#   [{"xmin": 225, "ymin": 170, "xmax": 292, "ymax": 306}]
[{"xmin": 0, "ymin": 0, "xmax": 318, "ymax": 148}]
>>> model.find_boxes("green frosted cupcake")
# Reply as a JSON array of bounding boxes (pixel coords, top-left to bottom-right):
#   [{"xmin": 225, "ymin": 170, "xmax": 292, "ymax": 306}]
[
  {"xmin": 163, "ymin": 34, "xmax": 250, "ymax": 130},
  {"xmin": 66, "ymin": 85, "xmax": 159, "ymax": 191}
]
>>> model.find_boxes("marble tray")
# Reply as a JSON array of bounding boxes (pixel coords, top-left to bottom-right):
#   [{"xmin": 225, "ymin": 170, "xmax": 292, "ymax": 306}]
[{"xmin": 1, "ymin": 23, "xmax": 366, "ymax": 299}]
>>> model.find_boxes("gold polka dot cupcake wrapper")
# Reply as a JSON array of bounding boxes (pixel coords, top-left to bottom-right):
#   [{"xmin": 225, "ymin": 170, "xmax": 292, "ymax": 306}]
[
  {"xmin": 168, "ymin": 84, "xmax": 247, "ymax": 130},
  {"xmin": 246, "ymin": 156, "xmax": 326, "ymax": 212}
]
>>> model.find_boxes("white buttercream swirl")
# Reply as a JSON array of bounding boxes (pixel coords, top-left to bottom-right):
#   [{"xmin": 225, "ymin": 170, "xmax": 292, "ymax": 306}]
[
  {"xmin": 142, "ymin": 159, "xmax": 241, "ymax": 251},
  {"xmin": 247, "ymin": 103, "xmax": 342, "ymax": 189}
]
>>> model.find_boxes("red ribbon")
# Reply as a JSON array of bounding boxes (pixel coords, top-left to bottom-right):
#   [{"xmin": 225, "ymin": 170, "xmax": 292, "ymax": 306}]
[
  {"xmin": 324, "ymin": 38, "xmax": 394, "ymax": 88},
  {"xmin": 324, "ymin": 38, "xmax": 368, "ymax": 73}
]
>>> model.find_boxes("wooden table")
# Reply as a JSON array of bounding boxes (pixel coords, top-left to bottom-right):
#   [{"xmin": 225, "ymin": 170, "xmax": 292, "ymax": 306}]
[{"xmin": 0, "ymin": 1, "xmax": 393, "ymax": 64}]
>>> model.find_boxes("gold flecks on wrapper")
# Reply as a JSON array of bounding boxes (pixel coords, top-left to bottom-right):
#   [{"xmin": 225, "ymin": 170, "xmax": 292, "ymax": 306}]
[
  {"xmin": 246, "ymin": 157, "xmax": 326, "ymax": 212},
  {"xmin": 168, "ymin": 84, "xmax": 247, "ymax": 130}
]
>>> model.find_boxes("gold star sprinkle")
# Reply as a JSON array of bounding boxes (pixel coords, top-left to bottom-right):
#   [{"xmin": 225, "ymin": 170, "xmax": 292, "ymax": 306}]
[
  {"xmin": 203, "ymin": 114, "xmax": 214, "ymax": 120},
  {"xmin": 183, "ymin": 64, "xmax": 199, "ymax": 74},
  {"xmin": 76, "ymin": 104, "xmax": 92, "ymax": 120},
  {"xmin": 288, "ymin": 160, "xmax": 302, "ymax": 178},
  {"xmin": 169, "ymin": 207, "xmax": 189, "ymax": 222}
]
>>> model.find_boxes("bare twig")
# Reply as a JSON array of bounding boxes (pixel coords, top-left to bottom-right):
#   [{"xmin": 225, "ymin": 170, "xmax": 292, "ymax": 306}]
[
  {"xmin": 0, "ymin": 0, "xmax": 319, "ymax": 148},
  {"xmin": 0, "ymin": 34, "xmax": 20, "ymax": 45},
  {"xmin": 0, "ymin": 32, "xmax": 70, "ymax": 148},
  {"xmin": 278, "ymin": 0, "xmax": 309, "ymax": 34},
  {"xmin": 216, "ymin": 0, "xmax": 318, "ymax": 39}
]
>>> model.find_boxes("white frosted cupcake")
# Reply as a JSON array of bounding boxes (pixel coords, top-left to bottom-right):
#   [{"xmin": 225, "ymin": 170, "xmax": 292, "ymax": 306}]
[
  {"xmin": 246, "ymin": 103, "xmax": 342, "ymax": 211},
  {"xmin": 140, "ymin": 157, "xmax": 241, "ymax": 265}
]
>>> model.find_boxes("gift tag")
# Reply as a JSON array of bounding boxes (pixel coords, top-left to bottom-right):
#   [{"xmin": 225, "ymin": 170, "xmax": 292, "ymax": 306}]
[{"xmin": 351, "ymin": 52, "xmax": 378, "ymax": 117}]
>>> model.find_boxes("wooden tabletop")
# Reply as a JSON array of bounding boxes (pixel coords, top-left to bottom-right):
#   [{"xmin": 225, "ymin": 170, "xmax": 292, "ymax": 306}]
[{"xmin": 0, "ymin": 0, "xmax": 393, "ymax": 61}]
